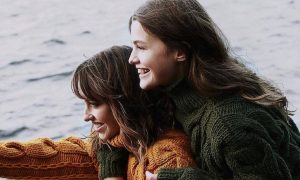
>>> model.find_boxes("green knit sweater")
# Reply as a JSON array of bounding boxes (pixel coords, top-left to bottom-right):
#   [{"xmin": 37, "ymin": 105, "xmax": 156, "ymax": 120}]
[
  {"xmin": 97, "ymin": 79, "xmax": 300, "ymax": 179},
  {"xmin": 157, "ymin": 79, "xmax": 300, "ymax": 180}
]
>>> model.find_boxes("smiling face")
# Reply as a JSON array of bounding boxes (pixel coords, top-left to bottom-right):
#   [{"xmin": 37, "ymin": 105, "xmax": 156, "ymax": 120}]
[
  {"xmin": 129, "ymin": 21, "xmax": 186, "ymax": 90},
  {"xmin": 83, "ymin": 100, "xmax": 120, "ymax": 142}
]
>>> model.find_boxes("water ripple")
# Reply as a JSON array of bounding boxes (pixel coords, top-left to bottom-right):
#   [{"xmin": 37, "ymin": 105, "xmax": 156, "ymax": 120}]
[
  {"xmin": 0, "ymin": 126, "xmax": 29, "ymax": 139},
  {"xmin": 43, "ymin": 38, "xmax": 66, "ymax": 45},
  {"xmin": 27, "ymin": 71, "xmax": 73, "ymax": 82},
  {"xmin": 8, "ymin": 59, "xmax": 32, "ymax": 66},
  {"xmin": 80, "ymin": 30, "xmax": 91, "ymax": 35}
]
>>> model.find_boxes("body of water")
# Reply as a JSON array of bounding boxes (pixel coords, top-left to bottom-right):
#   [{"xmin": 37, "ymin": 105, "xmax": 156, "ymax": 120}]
[{"xmin": 1, "ymin": 0, "xmax": 299, "ymax": 141}]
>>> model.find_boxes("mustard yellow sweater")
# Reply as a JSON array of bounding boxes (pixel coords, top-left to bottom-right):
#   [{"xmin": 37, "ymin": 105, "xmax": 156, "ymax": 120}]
[
  {"xmin": 0, "ymin": 137, "xmax": 98, "ymax": 179},
  {"xmin": 0, "ymin": 130, "xmax": 195, "ymax": 180},
  {"xmin": 108, "ymin": 129, "xmax": 196, "ymax": 180}
]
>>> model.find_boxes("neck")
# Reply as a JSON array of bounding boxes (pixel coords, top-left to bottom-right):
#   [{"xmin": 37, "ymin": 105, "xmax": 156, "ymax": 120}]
[{"xmin": 162, "ymin": 78, "xmax": 206, "ymax": 113}]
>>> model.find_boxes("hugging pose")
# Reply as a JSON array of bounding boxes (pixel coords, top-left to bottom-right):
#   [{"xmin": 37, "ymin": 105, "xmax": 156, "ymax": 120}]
[{"xmin": 1, "ymin": 0, "xmax": 300, "ymax": 180}]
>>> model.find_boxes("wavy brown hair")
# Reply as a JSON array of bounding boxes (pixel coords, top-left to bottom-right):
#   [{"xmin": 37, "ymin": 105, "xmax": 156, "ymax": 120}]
[
  {"xmin": 71, "ymin": 45, "xmax": 173, "ymax": 161},
  {"xmin": 130, "ymin": 0, "xmax": 291, "ymax": 115}
]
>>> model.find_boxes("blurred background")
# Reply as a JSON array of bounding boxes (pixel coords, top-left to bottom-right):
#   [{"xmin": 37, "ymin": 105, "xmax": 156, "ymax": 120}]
[{"xmin": 0, "ymin": 0, "xmax": 299, "ymax": 141}]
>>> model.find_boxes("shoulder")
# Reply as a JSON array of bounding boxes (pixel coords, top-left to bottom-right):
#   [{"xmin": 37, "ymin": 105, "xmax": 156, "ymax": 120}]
[
  {"xmin": 208, "ymin": 95, "xmax": 258, "ymax": 115},
  {"xmin": 205, "ymin": 96, "xmax": 287, "ymax": 144},
  {"xmin": 207, "ymin": 95, "xmax": 279, "ymax": 124}
]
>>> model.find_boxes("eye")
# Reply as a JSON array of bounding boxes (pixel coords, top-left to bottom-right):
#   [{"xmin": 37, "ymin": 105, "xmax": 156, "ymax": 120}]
[
  {"xmin": 137, "ymin": 45, "xmax": 145, "ymax": 50},
  {"xmin": 90, "ymin": 104, "xmax": 98, "ymax": 108},
  {"xmin": 90, "ymin": 101, "xmax": 101, "ymax": 107},
  {"xmin": 134, "ymin": 43, "xmax": 145, "ymax": 50},
  {"xmin": 85, "ymin": 100, "xmax": 101, "ymax": 108}
]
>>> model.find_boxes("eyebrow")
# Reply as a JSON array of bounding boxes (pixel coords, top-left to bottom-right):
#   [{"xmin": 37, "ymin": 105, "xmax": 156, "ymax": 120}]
[{"xmin": 133, "ymin": 40, "xmax": 146, "ymax": 45}]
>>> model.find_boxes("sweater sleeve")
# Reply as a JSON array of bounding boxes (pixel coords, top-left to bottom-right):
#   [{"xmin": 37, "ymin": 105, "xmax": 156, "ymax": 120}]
[
  {"xmin": 220, "ymin": 112, "xmax": 293, "ymax": 179},
  {"xmin": 157, "ymin": 127, "xmax": 211, "ymax": 180},
  {"xmin": 158, "ymin": 112, "xmax": 295, "ymax": 180},
  {"xmin": 0, "ymin": 136, "xmax": 98, "ymax": 179},
  {"xmin": 143, "ymin": 130, "xmax": 198, "ymax": 180}
]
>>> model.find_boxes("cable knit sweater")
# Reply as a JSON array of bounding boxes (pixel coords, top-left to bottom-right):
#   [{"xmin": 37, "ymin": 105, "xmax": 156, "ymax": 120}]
[
  {"xmin": 0, "ymin": 136, "xmax": 98, "ymax": 179},
  {"xmin": 108, "ymin": 129, "xmax": 196, "ymax": 180},
  {"xmin": 157, "ymin": 79, "xmax": 300, "ymax": 180},
  {"xmin": 0, "ymin": 130, "xmax": 195, "ymax": 180}
]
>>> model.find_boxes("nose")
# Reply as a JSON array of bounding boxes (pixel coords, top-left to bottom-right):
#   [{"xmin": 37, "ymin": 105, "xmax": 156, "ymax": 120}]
[
  {"xmin": 83, "ymin": 109, "xmax": 94, "ymax": 122},
  {"xmin": 129, "ymin": 51, "xmax": 139, "ymax": 64}
]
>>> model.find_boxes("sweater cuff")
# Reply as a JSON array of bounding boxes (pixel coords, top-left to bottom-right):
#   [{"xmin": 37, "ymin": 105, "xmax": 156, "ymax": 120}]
[
  {"xmin": 158, "ymin": 167, "xmax": 211, "ymax": 180},
  {"xmin": 157, "ymin": 168, "xmax": 184, "ymax": 180},
  {"xmin": 97, "ymin": 145, "xmax": 128, "ymax": 179}
]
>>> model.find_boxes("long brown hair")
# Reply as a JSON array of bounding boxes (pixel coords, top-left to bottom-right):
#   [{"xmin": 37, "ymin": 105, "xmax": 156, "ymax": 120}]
[
  {"xmin": 130, "ymin": 0, "xmax": 291, "ymax": 114},
  {"xmin": 71, "ymin": 45, "xmax": 173, "ymax": 161}
]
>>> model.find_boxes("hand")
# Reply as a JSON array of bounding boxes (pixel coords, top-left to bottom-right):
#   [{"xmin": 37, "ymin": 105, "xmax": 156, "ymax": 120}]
[
  {"xmin": 104, "ymin": 177, "xmax": 124, "ymax": 180},
  {"xmin": 146, "ymin": 171, "xmax": 158, "ymax": 180}
]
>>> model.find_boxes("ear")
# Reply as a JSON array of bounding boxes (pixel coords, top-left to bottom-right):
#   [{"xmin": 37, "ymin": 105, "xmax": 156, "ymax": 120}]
[{"xmin": 174, "ymin": 49, "xmax": 186, "ymax": 62}]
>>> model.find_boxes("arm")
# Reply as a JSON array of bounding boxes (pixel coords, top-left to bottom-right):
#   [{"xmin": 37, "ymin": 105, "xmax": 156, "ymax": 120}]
[
  {"xmin": 221, "ymin": 112, "xmax": 294, "ymax": 179},
  {"xmin": 157, "ymin": 112, "xmax": 296, "ymax": 180},
  {"xmin": 131, "ymin": 130, "xmax": 197, "ymax": 180},
  {"xmin": 0, "ymin": 136, "xmax": 98, "ymax": 179},
  {"xmin": 156, "ymin": 128, "xmax": 211, "ymax": 180},
  {"xmin": 104, "ymin": 178, "xmax": 124, "ymax": 180}
]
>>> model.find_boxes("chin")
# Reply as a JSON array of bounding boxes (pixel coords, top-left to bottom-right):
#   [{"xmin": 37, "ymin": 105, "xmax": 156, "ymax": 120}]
[
  {"xmin": 140, "ymin": 81, "xmax": 156, "ymax": 90},
  {"xmin": 139, "ymin": 83, "xmax": 148, "ymax": 90},
  {"xmin": 98, "ymin": 133, "xmax": 108, "ymax": 142}
]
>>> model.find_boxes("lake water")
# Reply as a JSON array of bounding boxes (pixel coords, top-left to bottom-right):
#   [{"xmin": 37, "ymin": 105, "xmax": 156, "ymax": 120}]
[{"xmin": 1, "ymin": 0, "xmax": 299, "ymax": 141}]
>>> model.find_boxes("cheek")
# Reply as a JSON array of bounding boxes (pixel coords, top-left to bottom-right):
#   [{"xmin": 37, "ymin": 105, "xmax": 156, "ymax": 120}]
[
  {"xmin": 138, "ymin": 50, "xmax": 157, "ymax": 65},
  {"xmin": 94, "ymin": 111, "xmax": 104, "ymax": 120},
  {"xmin": 107, "ymin": 121, "xmax": 120, "ymax": 137},
  {"xmin": 138, "ymin": 52, "xmax": 149, "ymax": 64},
  {"xmin": 106, "ymin": 112, "xmax": 119, "ymax": 132},
  {"xmin": 153, "ymin": 55, "xmax": 175, "ymax": 73}
]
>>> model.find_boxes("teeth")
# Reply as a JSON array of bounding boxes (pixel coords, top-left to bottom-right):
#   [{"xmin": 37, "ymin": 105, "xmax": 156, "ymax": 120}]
[
  {"xmin": 94, "ymin": 122, "xmax": 104, "ymax": 126},
  {"xmin": 138, "ymin": 68, "xmax": 149, "ymax": 74},
  {"xmin": 94, "ymin": 123, "xmax": 104, "ymax": 129}
]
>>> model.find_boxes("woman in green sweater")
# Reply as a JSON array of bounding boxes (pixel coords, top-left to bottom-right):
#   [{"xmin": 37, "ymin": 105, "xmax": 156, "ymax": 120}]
[{"xmin": 100, "ymin": 0, "xmax": 300, "ymax": 179}]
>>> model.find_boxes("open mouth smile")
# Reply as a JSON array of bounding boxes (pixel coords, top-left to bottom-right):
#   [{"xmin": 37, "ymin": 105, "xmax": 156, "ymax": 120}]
[
  {"xmin": 93, "ymin": 122, "xmax": 106, "ymax": 132},
  {"xmin": 137, "ymin": 68, "xmax": 150, "ymax": 76}
]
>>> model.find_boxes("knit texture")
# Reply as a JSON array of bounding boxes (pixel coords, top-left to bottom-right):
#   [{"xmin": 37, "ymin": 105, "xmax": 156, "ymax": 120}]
[
  {"xmin": 159, "ymin": 79, "xmax": 300, "ymax": 180},
  {"xmin": 107, "ymin": 130, "xmax": 196, "ymax": 180},
  {"xmin": 0, "ymin": 136, "xmax": 98, "ymax": 179},
  {"xmin": 97, "ymin": 143, "xmax": 128, "ymax": 179}
]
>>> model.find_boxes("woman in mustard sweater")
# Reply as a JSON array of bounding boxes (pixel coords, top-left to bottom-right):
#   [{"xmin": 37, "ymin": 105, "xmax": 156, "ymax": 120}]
[
  {"xmin": 100, "ymin": 0, "xmax": 300, "ymax": 179},
  {"xmin": 0, "ymin": 45, "xmax": 195, "ymax": 179}
]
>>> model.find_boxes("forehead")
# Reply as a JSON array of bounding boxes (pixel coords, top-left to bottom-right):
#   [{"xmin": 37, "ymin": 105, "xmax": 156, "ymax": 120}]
[{"xmin": 130, "ymin": 21, "xmax": 150, "ymax": 43}]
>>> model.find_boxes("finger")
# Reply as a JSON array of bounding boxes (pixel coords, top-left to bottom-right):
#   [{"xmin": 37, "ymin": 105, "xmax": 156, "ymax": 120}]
[
  {"xmin": 146, "ymin": 171, "xmax": 152, "ymax": 180},
  {"xmin": 146, "ymin": 171, "xmax": 158, "ymax": 180},
  {"xmin": 153, "ymin": 173, "xmax": 158, "ymax": 180},
  {"xmin": 146, "ymin": 171, "xmax": 153, "ymax": 180}
]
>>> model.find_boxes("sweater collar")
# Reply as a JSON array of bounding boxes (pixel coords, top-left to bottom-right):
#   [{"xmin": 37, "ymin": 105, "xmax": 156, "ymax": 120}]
[
  {"xmin": 161, "ymin": 78, "xmax": 207, "ymax": 112},
  {"xmin": 108, "ymin": 134, "xmax": 125, "ymax": 148}
]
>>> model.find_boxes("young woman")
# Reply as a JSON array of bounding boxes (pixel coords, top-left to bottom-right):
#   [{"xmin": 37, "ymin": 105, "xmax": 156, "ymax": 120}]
[
  {"xmin": 0, "ymin": 45, "xmax": 195, "ymax": 179},
  {"xmin": 101, "ymin": 0, "xmax": 300, "ymax": 179}
]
